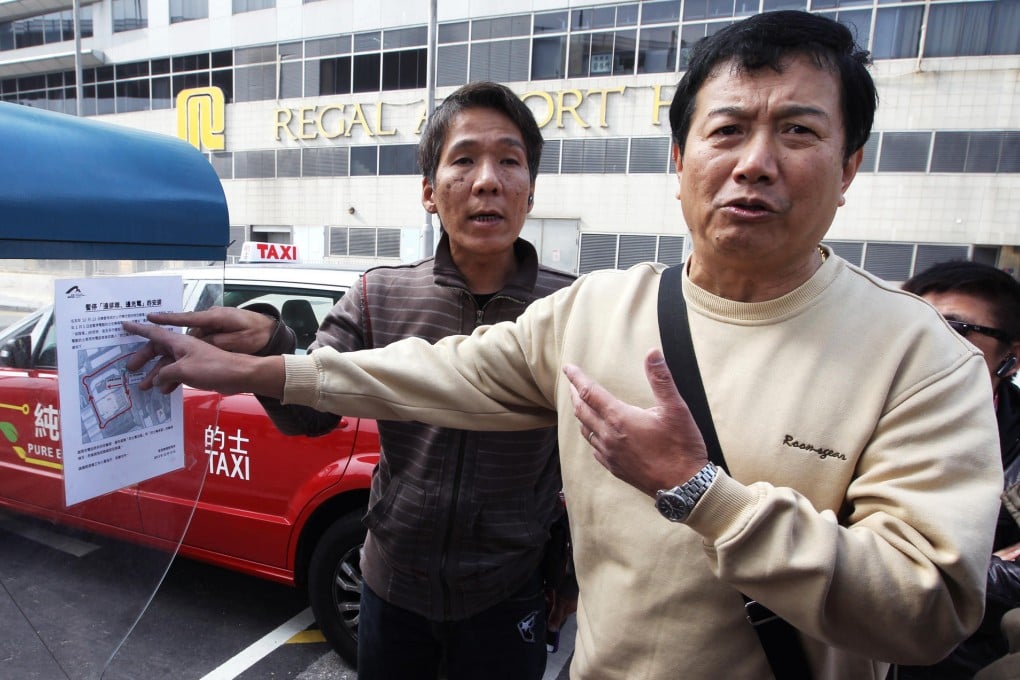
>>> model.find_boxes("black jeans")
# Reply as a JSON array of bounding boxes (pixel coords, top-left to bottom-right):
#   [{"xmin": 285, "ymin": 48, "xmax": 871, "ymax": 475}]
[{"xmin": 357, "ymin": 574, "xmax": 548, "ymax": 680}]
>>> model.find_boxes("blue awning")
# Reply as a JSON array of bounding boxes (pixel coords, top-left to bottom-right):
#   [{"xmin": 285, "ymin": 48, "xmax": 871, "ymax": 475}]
[{"xmin": 0, "ymin": 102, "xmax": 229, "ymax": 260}]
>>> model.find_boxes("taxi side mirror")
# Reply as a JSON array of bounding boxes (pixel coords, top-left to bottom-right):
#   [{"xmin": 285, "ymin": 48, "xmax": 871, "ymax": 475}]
[{"xmin": 0, "ymin": 335, "xmax": 31, "ymax": 368}]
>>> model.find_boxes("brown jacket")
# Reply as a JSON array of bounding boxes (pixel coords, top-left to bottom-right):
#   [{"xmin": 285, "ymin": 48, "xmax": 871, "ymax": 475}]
[{"xmin": 260, "ymin": 234, "xmax": 574, "ymax": 620}]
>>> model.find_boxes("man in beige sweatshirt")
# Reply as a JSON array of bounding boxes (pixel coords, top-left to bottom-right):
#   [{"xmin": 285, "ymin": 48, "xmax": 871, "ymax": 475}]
[{"xmin": 126, "ymin": 10, "xmax": 1002, "ymax": 679}]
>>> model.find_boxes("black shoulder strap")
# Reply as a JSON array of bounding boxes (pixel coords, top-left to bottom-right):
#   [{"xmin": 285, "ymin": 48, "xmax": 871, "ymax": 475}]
[
  {"xmin": 657, "ymin": 264, "xmax": 814, "ymax": 680},
  {"xmin": 657, "ymin": 264, "xmax": 726, "ymax": 470}
]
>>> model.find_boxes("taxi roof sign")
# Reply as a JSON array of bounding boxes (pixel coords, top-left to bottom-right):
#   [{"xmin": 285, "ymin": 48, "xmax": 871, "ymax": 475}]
[{"xmin": 239, "ymin": 242, "xmax": 300, "ymax": 263}]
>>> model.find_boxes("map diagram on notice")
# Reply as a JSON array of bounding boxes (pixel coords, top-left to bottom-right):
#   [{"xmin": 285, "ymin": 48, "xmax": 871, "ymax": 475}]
[
  {"xmin": 77, "ymin": 342, "xmax": 172, "ymax": 442},
  {"xmin": 56, "ymin": 275, "xmax": 184, "ymax": 506}
]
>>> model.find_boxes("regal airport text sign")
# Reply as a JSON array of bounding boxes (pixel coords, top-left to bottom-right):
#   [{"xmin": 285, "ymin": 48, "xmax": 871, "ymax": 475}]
[{"xmin": 273, "ymin": 84, "xmax": 677, "ymax": 142}]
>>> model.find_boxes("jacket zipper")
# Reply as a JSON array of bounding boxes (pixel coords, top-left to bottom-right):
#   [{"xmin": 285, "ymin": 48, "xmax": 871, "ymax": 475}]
[
  {"xmin": 440, "ymin": 436, "xmax": 468, "ymax": 619},
  {"xmin": 439, "ymin": 292, "xmax": 490, "ymax": 619}
]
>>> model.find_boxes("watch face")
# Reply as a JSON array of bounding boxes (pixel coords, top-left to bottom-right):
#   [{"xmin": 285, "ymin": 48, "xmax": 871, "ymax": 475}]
[{"xmin": 655, "ymin": 491, "xmax": 691, "ymax": 522}]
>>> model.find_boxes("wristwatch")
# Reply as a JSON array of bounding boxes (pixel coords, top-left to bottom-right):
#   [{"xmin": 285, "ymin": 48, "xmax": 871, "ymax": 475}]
[{"xmin": 655, "ymin": 463, "xmax": 718, "ymax": 523}]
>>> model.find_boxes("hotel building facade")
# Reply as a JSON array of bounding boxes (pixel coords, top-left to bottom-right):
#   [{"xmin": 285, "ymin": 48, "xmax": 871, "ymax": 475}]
[{"xmin": 2, "ymin": 0, "xmax": 1018, "ymax": 279}]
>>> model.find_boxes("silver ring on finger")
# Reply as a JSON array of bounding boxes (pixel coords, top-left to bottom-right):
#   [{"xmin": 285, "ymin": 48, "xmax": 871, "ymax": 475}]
[{"xmin": 588, "ymin": 431, "xmax": 596, "ymax": 444}]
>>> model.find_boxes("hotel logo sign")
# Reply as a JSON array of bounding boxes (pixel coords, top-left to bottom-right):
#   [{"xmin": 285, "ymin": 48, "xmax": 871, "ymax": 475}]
[{"xmin": 177, "ymin": 86, "xmax": 225, "ymax": 151}]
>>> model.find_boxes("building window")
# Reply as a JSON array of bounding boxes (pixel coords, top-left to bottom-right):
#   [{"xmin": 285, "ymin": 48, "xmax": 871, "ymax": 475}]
[
  {"xmin": 931, "ymin": 131, "xmax": 1017, "ymax": 174},
  {"xmin": 1001, "ymin": 132, "xmax": 1020, "ymax": 173},
  {"xmin": 353, "ymin": 53, "xmax": 380, "ymax": 93},
  {"xmin": 857, "ymin": 134, "xmax": 880, "ymax": 173},
  {"xmin": 925, "ymin": 1, "xmax": 1020, "ymax": 58},
  {"xmin": 235, "ymin": 150, "xmax": 275, "ymax": 179},
  {"xmin": 878, "ymin": 132, "xmax": 931, "ymax": 172},
  {"xmin": 578, "ymin": 232, "xmax": 685, "ymax": 274},
  {"xmin": 438, "ymin": 21, "xmax": 469, "ymax": 43},
  {"xmin": 871, "ymin": 6, "xmax": 923, "ymax": 59},
  {"xmin": 112, "ymin": 0, "xmax": 147, "ymax": 32},
  {"xmin": 170, "ymin": 0, "xmax": 208, "ymax": 24},
  {"xmin": 578, "ymin": 233, "xmax": 617, "ymax": 273},
  {"xmin": 817, "ymin": 9, "xmax": 871, "ymax": 52},
  {"xmin": 472, "ymin": 15, "xmax": 531, "ymax": 40},
  {"xmin": 538, "ymin": 139, "xmax": 561, "ymax": 174},
  {"xmin": 328, "ymin": 227, "xmax": 401, "ymax": 258},
  {"xmin": 383, "ymin": 26, "xmax": 427, "ymax": 49},
  {"xmin": 683, "ymin": 0, "xmax": 754, "ymax": 21},
  {"xmin": 618, "ymin": 234, "xmax": 657, "ymax": 269},
  {"xmin": 2, "ymin": 7, "xmax": 93, "ymax": 50},
  {"xmin": 437, "ymin": 44, "xmax": 468, "ymax": 86},
  {"xmin": 306, "ymin": 35, "xmax": 352, "ymax": 57},
  {"xmin": 211, "ymin": 152, "xmax": 233, "ymax": 180},
  {"xmin": 823, "ymin": 241, "xmax": 973, "ymax": 283},
  {"xmin": 308, "ymin": 56, "xmax": 352, "ymax": 97},
  {"xmin": 233, "ymin": 0, "xmax": 274, "ymax": 15},
  {"xmin": 534, "ymin": 10, "xmax": 567, "ymax": 34},
  {"xmin": 629, "ymin": 137, "xmax": 670, "ymax": 173},
  {"xmin": 864, "ymin": 242, "xmax": 915, "ymax": 282},
  {"xmin": 354, "ymin": 31, "xmax": 381, "ymax": 52},
  {"xmin": 234, "ymin": 64, "xmax": 275, "ymax": 102},
  {"xmin": 571, "ymin": 5, "xmax": 617, "ymax": 30},
  {"xmin": 532, "ymin": 36, "xmax": 566, "ymax": 80},
  {"xmin": 914, "ymin": 244, "xmax": 970, "ymax": 274},
  {"xmin": 382, "ymin": 48, "xmax": 427, "ymax": 90},
  {"xmin": 303, "ymin": 147, "xmax": 349, "ymax": 177},
  {"xmin": 378, "ymin": 144, "xmax": 419, "ymax": 175},
  {"xmin": 277, "ymin": 149, "xmax": 301, "ymax": 177},
  {"xmin": 569, "ymin": 29, "xmax": 636, "ymax": 77},
  {"xmin": 680, "ymin": 22, "xmax": 728, "ymax": 70},
  {"xmin": 116, "ymin": 79, "xmax": 149, "ymax": 113},
  {"xmin": 471, "ymin": 39, "xmax": 530, "ymax": 83},
  {"xmin": 640, "ymin": 1, "xmax": 679, "ymax": 25},
  {"xmin": 350, "ymin": 146, "xmax": 378, "ymax": 176},
  {"xmin": 824, "ymin": 241, "xmax": 864, "ymax": 267},
  {"xmin": 638, "ymin": 26, "xmax": 678, "ymax": 73},
  {"xmin": 763, "ymin": 0, "xmax": 805, "ymax": 11}
]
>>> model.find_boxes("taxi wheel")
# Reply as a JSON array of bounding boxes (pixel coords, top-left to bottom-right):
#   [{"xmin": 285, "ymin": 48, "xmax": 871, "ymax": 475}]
[{"xmin": 308, "ymin": 511, "xmax": 366, "ymax": 666}]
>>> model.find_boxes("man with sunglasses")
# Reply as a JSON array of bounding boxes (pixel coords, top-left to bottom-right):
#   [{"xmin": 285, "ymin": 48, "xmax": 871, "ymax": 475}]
[{"xmin": 899, "ymin": 260, "xmax": 1020, "ymax": 678}]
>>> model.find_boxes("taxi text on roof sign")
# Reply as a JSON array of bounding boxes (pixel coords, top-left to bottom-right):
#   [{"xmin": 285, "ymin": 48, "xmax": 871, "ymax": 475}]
[{"xmin": 240, "ymin": 242, "xmax": 300, "ymax": 263}]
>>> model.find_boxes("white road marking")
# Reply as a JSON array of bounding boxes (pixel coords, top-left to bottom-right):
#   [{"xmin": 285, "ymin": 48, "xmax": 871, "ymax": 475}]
[
  {"xmin": 200, "ymin": 607, "xmax": 316, "ymax": 680},
  {"xmin": 0, "ymin": 514, "xmax": 100, "ymax": 557}
]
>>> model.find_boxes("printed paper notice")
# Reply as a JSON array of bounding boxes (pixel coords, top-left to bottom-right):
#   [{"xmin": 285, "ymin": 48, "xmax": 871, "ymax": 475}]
[{"xmin": 55, "ymin": 276, "xmax": 184, "ymax": 506}]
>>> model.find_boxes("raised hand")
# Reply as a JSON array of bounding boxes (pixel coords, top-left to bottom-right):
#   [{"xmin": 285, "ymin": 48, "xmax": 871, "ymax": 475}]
[
  {"xmin": 563, "ymin": 348, "xmax": 709, "ymax": 496},
  {"xmin": 146, "ymin": 307, "xmax": 279, "ymax": 354},
  {"xmin": 123, "ymin": 320, "xmax": 284, "ymax": 398}
]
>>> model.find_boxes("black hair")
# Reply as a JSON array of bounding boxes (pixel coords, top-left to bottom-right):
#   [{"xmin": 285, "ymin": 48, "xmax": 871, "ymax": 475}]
[
  {"xmin": 668, "ymin": 10, "xmax": 877, "ymax": 162},
  {"xmin": 903, "ymin": 260, "xmax": 1020, "ymax": 343},
  {"xmin": 417, "ymin": 81, "xmax": 543, "ymax": 186}
]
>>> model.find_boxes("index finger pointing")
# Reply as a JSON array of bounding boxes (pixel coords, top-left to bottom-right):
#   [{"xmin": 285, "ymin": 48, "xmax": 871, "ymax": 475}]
[
  {"xmin": 123, "ymin": 321, "xmax": 160, "ymax": 371},
  {"xmin": 563, "ymin": 363, "xmax": 612, "ymax": 418},
  {"xmin": 122, "ymin": 320, "xmax": 152, "ymax": 338},
  {"xmin": 146, "ymin": 310, "xmax": 209, "ymax": 328}
]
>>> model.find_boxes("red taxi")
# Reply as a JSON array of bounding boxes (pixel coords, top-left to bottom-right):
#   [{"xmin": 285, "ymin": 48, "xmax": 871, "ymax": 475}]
[{"xmin": 0, "ymin": 262, "xmax": 378, "ymax": 664}]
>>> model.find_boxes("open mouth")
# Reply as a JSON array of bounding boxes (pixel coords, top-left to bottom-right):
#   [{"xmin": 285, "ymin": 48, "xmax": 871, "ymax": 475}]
[
  {"xmin": 472, "ymin": 212, "xmax": 502, "ymax": 223},
  {"xmin": 724, "ymin": 198, "xmax": 774, "ymax": 218}
]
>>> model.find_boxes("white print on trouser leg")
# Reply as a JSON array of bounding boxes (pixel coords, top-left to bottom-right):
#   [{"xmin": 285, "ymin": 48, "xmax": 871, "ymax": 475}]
[{"xmin": 517, "ymin": 610, "xmax": 540, "ymax": 643}]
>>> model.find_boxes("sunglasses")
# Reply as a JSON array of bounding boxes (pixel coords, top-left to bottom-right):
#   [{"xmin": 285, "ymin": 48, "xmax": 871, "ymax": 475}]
[{"xmin": 947, "ymin": 319, "xmax": 1011, "ymax": 344}]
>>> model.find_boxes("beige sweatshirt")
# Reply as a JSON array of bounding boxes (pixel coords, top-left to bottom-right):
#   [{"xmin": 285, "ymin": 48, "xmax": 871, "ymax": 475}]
[{"xmin": 284, "ymin": 255, "xmax": 1002, "ymax": 679}]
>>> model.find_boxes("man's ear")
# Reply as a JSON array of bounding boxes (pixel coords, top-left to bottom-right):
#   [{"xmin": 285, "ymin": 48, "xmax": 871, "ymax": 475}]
[
  {"xmin": 841, "ymin": 147, "xmax": 864, "ymax": 195},
  {"xmin": 421, "ymin": 176, "xmax": 438, "ymax": 214},
  {"xmin": 671, "ymin": 143, "xmax": 683, "ymax": 201},
  {"xmin": 1007, "ymin": 342, "xmax": 1020, "ymax": 378}
]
